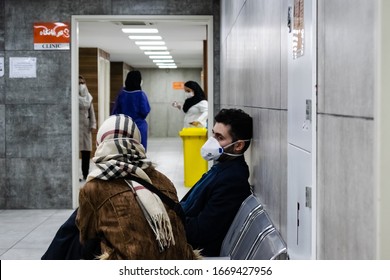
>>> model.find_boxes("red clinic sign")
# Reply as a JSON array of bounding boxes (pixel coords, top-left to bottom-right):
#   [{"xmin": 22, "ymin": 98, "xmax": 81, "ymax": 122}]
[{"xmin": 33, "ymin": 22, "xmax": 70, "ymax": 50}]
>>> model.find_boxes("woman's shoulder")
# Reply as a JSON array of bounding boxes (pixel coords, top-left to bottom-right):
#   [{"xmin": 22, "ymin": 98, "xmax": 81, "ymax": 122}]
[
  {"xmin": 80, "ymin": 179, "xmax": 127, "ymax": 198},
  {"xmin": 197, "ymin": 100, "xmax": 208, "ymax": 106},
  {"xmin": 145, "ymin": 167, "xmax": 178, "ymax": 201}
]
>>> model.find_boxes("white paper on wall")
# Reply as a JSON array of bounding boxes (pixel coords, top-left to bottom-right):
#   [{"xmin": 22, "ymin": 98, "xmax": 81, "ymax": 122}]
[{"xmin": 9, "ymin": 57, "xmax": 37, "ymax": 78}]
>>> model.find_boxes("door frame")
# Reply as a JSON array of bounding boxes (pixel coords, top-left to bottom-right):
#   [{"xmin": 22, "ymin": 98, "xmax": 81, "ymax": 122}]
[{"xmin": 71, "ymin": 15, "xmax": 214, "ymax": 208}]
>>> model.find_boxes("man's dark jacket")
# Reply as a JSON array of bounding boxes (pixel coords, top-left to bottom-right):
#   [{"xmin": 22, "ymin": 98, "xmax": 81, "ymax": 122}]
[{"xmin": 180, "ymin": 156, "xmax": 251, "ymax": 256}]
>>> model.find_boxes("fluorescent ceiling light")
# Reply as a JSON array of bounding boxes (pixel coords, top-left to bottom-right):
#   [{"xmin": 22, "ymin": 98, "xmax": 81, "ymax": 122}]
[
  {"xmin": 149, "ymin": 55, "xmax": 172, "ymax": 59},
  {"xmin": 144, "ymin": 51, "xmax": 170, "ymax": 55},
  {"xmin": 139, "ymin": 46, "xmax": 167, "ymax": 50},
  {"xmin": 155, "ymin": 62, "xmax": 176, "ymax": 66},
  {"xmin": 159, "ymin": 65, "xmax": 178, "ymax": 69},
  {"xmin": 153, "ymin": 59, "xmax": 174, "ymax": 63},
  {"xmin": 122, "ymin": 28, "xmax": 158, "ymax": 33},
  {"xmin": 129, "ymin": 35, "xmax": 162, "ymax": 40},
  {"xmin": 135, "ymin": 41, "xmax": 165, "ymax": 46}
]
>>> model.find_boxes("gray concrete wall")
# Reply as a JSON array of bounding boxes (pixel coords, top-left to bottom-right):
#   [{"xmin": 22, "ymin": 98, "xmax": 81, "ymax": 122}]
[
  {"xmin": 220, "ymin": 0, "xmax": 377, "ymax": 259},
  {"xmin": 0, "ymin": 0, "xmax": 220, "ymax": 209},
  {"xmin": 316, "ymin": 0, "xmax": 376, "ymax": 260}
]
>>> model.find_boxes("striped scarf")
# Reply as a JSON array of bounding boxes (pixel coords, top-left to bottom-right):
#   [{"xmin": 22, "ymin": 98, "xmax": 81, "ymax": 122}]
[{"xmin": 87, "ymin": 114, "xmax": 175, "ymax": 251}]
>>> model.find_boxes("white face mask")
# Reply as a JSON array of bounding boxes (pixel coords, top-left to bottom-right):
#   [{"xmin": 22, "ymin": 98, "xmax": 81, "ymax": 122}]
[
  {"xmin": 200, "ymin": 137, "xmax": 240, "ymax": 161},
  {"xmin": 185, "ymin": 91, "xmax": 194, "ymax": 99},
  {"xmin": 201, "ymin": 137, "xmax": 251, "ymax": 161},
  {"xmin": 201, "ymin": 137, "xmax": 223, "ymax": 161},
  {"xmin": 79, "ymin": 84, "xmax": 87, "ymax": 96}
]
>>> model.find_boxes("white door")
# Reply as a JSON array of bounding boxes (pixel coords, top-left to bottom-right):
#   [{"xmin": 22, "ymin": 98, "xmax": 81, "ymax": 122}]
[{"xmin": 287, "ymin": 0, "xmax": 317, "ymax": 259}]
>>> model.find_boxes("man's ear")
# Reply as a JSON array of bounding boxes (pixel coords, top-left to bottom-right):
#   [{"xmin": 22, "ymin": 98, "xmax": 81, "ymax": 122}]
[{"xmin": 234, "ymin": 140, "xmax": 245, "ymax": 152}]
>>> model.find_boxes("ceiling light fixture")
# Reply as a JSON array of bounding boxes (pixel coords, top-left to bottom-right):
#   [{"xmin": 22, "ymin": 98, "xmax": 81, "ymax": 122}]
[
  {"xmin": 122, "ymin": 28, "xmax": 158, "ymax": 33},
  {"xmin": 139, "ymin": 46, "xmax": 168, "ymax": 50},
  {"xmin": 155, "ymin": 62, "xmax": 176, "ymax": 66},
  {"xmin": 135, "ymin": 41, "xmax": 165, "ymax": 46},
  {"xmin": 144, "ymin": 51, "xmax": 170, "ymax": 55},
  {"xmin": 144, "ymin": 51, "xmax": 169, "ymax": 55},
  {"xmin": 153, "ymin": 59, "xmax": 174, "ymax": 63},
  {"xmin": 149, "ymin": 55, "xmax": 172, "ymax": 59},
  {"xmin": 128, "ymin": 35, "xmax": 162, "ymax": 40},
  {"xmin": 158, "ymin": 65, "xmax": 178, "ymax": 69}
]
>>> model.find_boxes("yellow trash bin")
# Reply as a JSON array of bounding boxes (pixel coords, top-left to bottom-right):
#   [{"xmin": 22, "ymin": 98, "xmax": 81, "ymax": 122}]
[{"xmin": 179, "ymin": 127, "xmax": 208, "ymax": 187}]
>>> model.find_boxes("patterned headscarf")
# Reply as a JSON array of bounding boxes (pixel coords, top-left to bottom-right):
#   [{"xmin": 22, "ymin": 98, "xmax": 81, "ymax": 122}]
[
  {"xmin": 87, "ymin": 114, "xmax": 175, "ymax": 250},
  {"xmin": 87, "ymin": 114, "xmax": 151, "ymax": 182}
]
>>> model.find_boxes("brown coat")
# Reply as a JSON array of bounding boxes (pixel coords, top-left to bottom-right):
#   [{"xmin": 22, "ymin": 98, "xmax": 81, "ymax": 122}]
[{"xmin": 76, "ymin": 166, "xmax": 199, "ymax": 260}]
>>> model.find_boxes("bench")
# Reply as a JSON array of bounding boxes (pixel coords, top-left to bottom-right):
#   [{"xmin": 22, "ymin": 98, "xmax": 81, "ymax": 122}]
[{"xmin": 207, "ymin": 194, "xmax": 289, "ymax": 260}]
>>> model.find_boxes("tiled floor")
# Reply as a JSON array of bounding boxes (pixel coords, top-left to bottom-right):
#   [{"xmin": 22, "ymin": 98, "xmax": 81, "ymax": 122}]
[{"xmin": 0, "ymin": 137, "xmax": 190, "ymax": 260}]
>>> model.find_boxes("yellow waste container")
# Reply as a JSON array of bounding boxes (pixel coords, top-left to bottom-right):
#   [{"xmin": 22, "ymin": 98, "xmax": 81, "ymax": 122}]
[{"xmin": 179, "ymin": 127, "xmax": 208, "ymax": 187}]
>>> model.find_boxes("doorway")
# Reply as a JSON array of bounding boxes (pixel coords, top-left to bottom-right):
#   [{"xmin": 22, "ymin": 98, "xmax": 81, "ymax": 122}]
[{"xmin": 71, "ymin": 15, "xmax": 214, "ymax": 207}]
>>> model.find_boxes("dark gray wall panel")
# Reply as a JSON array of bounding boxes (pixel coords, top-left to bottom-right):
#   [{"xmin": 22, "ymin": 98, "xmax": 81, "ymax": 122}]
[
  {"xmin": 5, "ymin": 51, "xmax": 71, "ymax": 104},
  {"xmin": 0, "ymin": 0, "xmax": 4, "ymax": 50},
  {"xmin": 112, "ymin": 0, "xmax": 213, "ymax": 15},
  {"xmin": 3, "ymin": 158, "xmax": 72, "ymax": 208},
  {"xmin": 5, "ymin": 0, "xmax": 111, "ymax": 51},
  {"xmin": 317, "ymin": 114, "xmax": 375, "ymax": 259},
  {"xmin": 251, "ymin": 108, "xmax": 287, "ymax": 235},
  {"xmin": 6, "ymin": 104, "xmax": 71, "ymax": 158},
  {"xmin": 318, "ymin": 0, "xmax": 375, "ymax": 118}
]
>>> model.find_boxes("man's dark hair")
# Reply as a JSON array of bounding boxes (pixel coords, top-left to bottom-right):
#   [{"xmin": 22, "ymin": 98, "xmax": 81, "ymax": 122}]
[{"xmin": 214, "ymin": 108, "xmax": 253, "ymax": 152}]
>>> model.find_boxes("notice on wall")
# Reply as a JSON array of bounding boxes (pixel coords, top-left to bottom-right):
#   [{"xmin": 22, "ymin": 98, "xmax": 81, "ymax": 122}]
[
  {"xmin": 0, "ymin": 57, "xmax": 4, "ymax": 77},
  {"xmin": 292, "ymin": 0, "xmax": 305, "ymax": 59},
  {"xmin": 172, "ymin": 82, "xmax": 184, "ymax": 90},
  {"xmin": 9, "ymin": 57, "xmax": 37, "ymax": 78},
  {"xmin": 33, "ymin": 22, "xmax": 70, "ymax": 50}
]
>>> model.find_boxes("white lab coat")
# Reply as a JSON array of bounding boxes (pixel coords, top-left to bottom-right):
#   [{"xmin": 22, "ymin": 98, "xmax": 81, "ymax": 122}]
[{"xmin": 183, "ymin": 100, "xmax": 208, "ymax": 128}]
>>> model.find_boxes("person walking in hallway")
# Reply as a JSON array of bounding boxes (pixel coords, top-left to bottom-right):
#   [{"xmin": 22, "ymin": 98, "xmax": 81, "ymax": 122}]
[
  {"xmin": 79, "ymin": 75, "xmax": 96, "ymax": 181},
  {"xmin": 172, "ymin": 80, "xmax": 208, "ymax": 128},
  {"xmin": 111, "ymin": 70, "xmax": 151, "ymax": 150}
]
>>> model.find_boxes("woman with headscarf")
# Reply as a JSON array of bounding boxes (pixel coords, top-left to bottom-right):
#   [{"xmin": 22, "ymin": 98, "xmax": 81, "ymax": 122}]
[
  {"xmin": 76, "ymin": 114, "xmax": 200, "ymax": 260},
  {"xmin": 79, "ymin": 75, "xmax": 96, "ymax": 181},
  {"xmin": 111, "ymin": 70, "xmax": 151, "ymax": 150},
  {"xmin": 172, "ymin": 80, "xmax": 208, "ymax": 128}
]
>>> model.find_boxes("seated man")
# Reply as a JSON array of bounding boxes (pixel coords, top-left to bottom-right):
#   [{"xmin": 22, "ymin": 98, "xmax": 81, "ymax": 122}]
[{"xmin": 180, "ymin": 108, "xmax": 253, "ymax": 256}]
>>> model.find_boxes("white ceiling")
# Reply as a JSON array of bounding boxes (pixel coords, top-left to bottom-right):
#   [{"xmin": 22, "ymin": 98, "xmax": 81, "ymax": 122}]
[{"xmin": 78, "ymin": 20, "xmax": 207, "ymax": 68}]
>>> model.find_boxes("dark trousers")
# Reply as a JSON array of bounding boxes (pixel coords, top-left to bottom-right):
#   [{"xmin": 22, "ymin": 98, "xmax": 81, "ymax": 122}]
[
  {"xmin": 41, "ymin": 208, "xmax": 101, "ymax": 260},
  {"xmin": 81, "ymin": 150, "xmax": 91, "ymax": 180}
]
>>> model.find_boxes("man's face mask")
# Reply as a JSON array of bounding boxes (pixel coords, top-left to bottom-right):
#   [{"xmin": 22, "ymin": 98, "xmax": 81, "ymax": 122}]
[{"xmin": 201, "ymin": 137, "xmax": 249, "ymax": 161}]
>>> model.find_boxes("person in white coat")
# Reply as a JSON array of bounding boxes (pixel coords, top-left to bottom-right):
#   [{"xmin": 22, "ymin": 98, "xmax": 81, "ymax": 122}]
[
  {"xmin": 79, "ymin": 75, "xmax": 96, "ymax": 181},
  {"xmin": 172, "ymin": 81, "xmax": 208, "ymax": 128}
]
